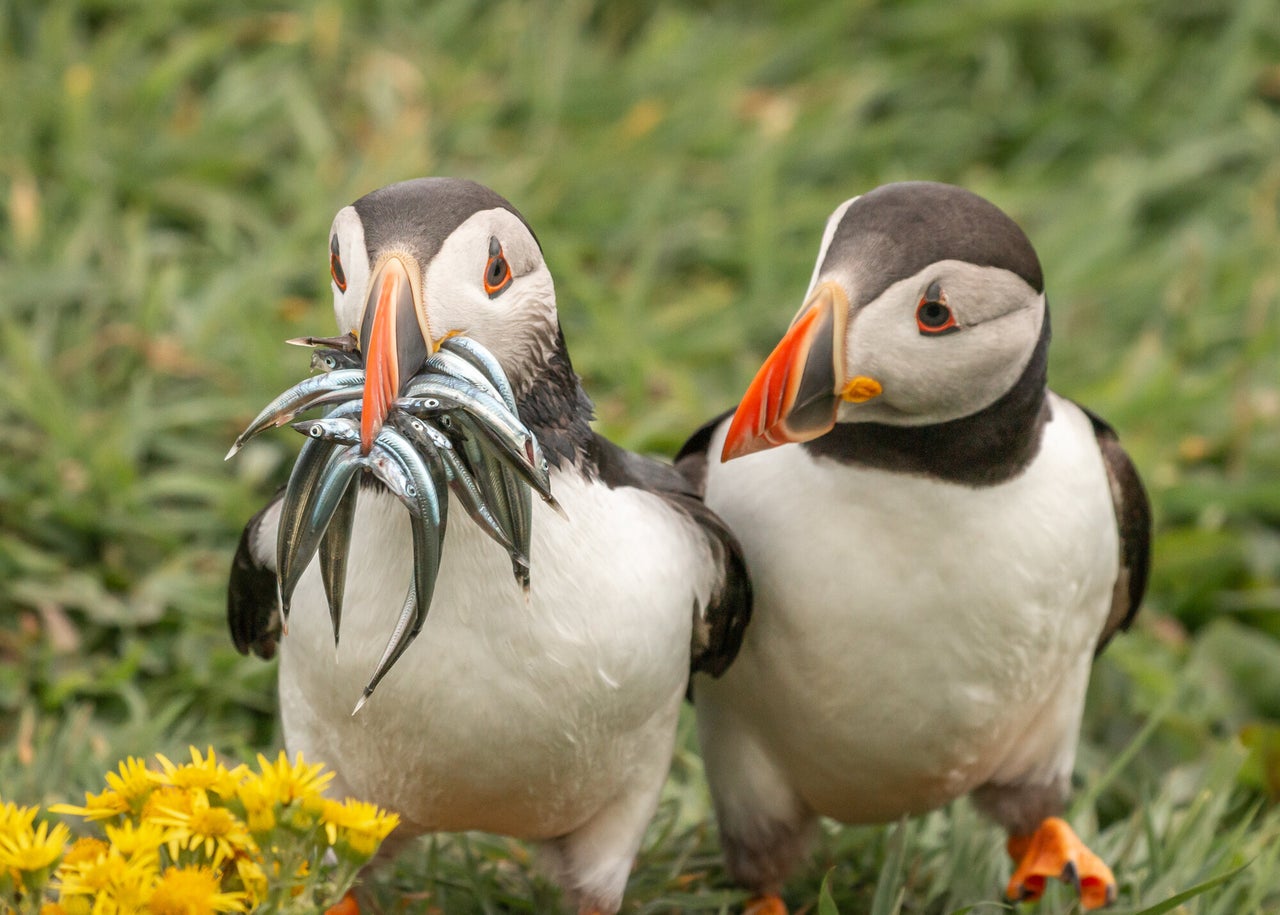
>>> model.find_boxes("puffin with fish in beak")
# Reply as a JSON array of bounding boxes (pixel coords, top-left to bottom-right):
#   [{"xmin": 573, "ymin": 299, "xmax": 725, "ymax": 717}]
[{"xmin": 228, "ymin": 178, "xmax": 752, "ymax": 914}]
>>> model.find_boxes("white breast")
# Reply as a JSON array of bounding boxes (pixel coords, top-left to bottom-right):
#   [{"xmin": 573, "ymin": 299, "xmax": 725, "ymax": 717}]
[
  {"xmin": 695, "ymin": 393, "xmax": 1118, "ymax": 822},
  {"xmin": 273, "ymin": 470, "xmax": 708, "ymax": 839}
]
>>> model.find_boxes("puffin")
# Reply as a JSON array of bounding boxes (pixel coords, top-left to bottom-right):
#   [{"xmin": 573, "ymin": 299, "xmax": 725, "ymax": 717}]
[
  {"xmin": 227, "ymin": 178, "xmax": 751, "ymax": 915},
  {"xmin": 678, "ymin": 182, "xmax": 1150, "ymax": 912}
]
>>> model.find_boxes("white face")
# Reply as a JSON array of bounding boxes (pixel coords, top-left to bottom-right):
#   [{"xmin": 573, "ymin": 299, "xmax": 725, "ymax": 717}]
[
  {"xmin": 823, "ymin": 258, "xmax": 1046, "ymax": 428},
  {"xmin": 326, "ymin": 205, "xmax": 558, "ymax": 387}
]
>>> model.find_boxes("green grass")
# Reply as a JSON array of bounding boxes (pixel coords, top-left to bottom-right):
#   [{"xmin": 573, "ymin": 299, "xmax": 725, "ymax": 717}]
[{"xmin": 2, "ymin": 0, "xmax": 1280, "ymax": 911}]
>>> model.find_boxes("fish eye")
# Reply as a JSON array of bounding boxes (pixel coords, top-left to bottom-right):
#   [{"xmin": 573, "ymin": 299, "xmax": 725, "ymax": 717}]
[
  {"xmin": 405, "ymin": 484, "xmax": 417, "ymax": 497},
  {"xmin": 310, "ymin": 424, "xmax": 324, "ymax": 437},
  {"xmin": 425, "ymin": 398, "xmax": 440, "ymax": 409}
]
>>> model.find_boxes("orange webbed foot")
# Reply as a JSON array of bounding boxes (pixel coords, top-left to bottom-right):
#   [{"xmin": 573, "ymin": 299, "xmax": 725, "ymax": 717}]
[
  {"xmin": 1006, "ymin": 817, "xmax": 1116, "ymax": 910},
  {"xmin": 744, "ymin": 894, "xmax": 788, "ymax": 915},
  {"xmin": 325, "ymin": 890, "xmax": 360, "ymax": 915}
]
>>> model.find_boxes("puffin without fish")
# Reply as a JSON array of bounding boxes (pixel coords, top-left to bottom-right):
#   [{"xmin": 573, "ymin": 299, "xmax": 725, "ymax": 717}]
[
  {"xmin": 679, "ymin": 182, "xmax": 1150, "ymax": 912},
  {"xmin": 228, "ymin": 178, "xmax": 751, "ymax": 914}
]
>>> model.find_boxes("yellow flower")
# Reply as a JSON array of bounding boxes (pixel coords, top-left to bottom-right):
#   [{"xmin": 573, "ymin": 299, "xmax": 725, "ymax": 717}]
[
  {"xmin": 0, "ymin": 818, "xmax": 70, "ymax": 872},
  {"xmin": 140, "ymin": 786, "xmax": 192, "ymax": 824},
  {"xmin": 49, "ymin": 786, "xmax": 131, "ymax": 822},
  {"xmin": 250, "ymin": 751, "xmax": 334, "ymax": 806},
  {"xmin": 61, "ymin": 837, "xmax": 109, "ymax": 867},
  {"xmin": 89, "ymin": 757, "xmax": 162, "ymax": 819},
  {"xmin": 1, "ymin": 797, "xmax": 38, "ymax": 832},
  {"xmin": 320, "ymin": 798, "xmax": 400, "ymax": 858},
  {"xmin": 104, "ymin": 820, "xmax": 165, "ymax": 864},
  {"xmin": 146, "ymin": 865, "xmax": 247, "ymax": 915},
  {"xmin": 147, "ymin": 790, "xmax": 255, "ymax": 866},
  {"xmin": 154, "ymin": 748, "xmax": 244, "ymax": 800},
  {"xmin": 233, "ymin": 780, "xmax": 275, "ymax": 835},
  {"xmin": 230, "ymin": 856, "xmax": 267, "ymax": 906},
  {"xmin": 55, "ymin": 846, "xmax": 157, "ymax": 907}
]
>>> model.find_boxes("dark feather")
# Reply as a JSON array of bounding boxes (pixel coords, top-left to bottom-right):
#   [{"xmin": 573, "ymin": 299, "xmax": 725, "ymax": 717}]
[
  {"xmin": 227, "ymin": 489, "xmax": 283, "ymax": 659},
  {"xmin": 1076, "ymin": 404, "xmax": 1151, "ymax": 655}
]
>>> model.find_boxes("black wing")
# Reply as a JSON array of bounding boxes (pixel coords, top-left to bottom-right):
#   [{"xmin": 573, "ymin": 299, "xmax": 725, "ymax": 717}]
[
  {"xmin": 588, "ymin": 428, "xmax": 752, "ymax": 678},
  {"xmin": 1077, "ymin": 405, "xmax": 1151, "ymax": 655},
  {"xmin": 228, "ymin": 490, "xmax": 283, "ymax": 659}
]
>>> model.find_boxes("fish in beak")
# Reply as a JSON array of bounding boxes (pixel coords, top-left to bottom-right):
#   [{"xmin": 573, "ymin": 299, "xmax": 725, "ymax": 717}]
[
  {"xmin": 721, "ymin": 281, "xmax": 881, "ymax": 462},
  {"xmin": 359, "ymin": 254, "xmax": 431, "ymax": 453}
]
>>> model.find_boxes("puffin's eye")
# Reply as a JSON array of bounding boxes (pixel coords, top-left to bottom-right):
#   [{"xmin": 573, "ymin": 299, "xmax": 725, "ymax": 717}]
[
  {"xmin": 483, "ymin": 235, "xmax": 513, "ymax": 298},
  {"xmin": 329, "ymin": 235, "xmax": 347, "ymax": 293},
  {"xmin": 916, "ymin": 283, "xmax": 957, "ymax": 335}
]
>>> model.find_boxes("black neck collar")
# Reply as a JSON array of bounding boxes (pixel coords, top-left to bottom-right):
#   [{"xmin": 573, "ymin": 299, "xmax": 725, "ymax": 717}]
[
  {"xmin": 514, "ymin": 324, "xmax": 596, "ymax": 473},
  {"xmin": 802, "ymin": 310, "xmax": 1052, "ymax": 486}
]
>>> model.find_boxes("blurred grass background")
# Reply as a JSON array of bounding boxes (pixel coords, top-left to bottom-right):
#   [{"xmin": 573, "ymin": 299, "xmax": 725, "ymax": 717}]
[{"xmin": 1, "ymin": 0, "xmax": 1279, "ymax": 911}]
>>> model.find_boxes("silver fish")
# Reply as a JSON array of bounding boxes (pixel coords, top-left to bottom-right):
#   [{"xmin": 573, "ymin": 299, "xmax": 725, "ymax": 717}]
[
  {"xmin": 319, "ymin": 473, "xmax": 359, "ymax": 648},
  {"xmin": 290, "ymin": 415, "xmax": 362, "ymax": 447},
  {"xmin": 353, "ymin": 426, "xmax": 448, "ymax": 699},
  {"xmin": 392, "ymin": 412, "xmax": 522, "ymax": 560},
  {"xmin": 275, "ymin": 402, "xmax": 363, "ymax": 619},
  {"xmin": 311, "ymin": 348, "xmax": 363, "ymax": 374},
  {"xmin": 397, "ymin": 376, "xmax": 554, "ymax": 504},
  {"xmin": 353, "ymin": 576, "xmax": 417, "ymax": 715},
  {"xmin": 227, "ymin": 369, "xmax": 366, "ymax": 459},
  {"xmin": 276, "ymin": 434, "xmax": 339, "ymax": 621},
  {"xmin": 423, "ymin": 349, "xmax": 504, "ymax": 406},
  {"xmin": 442, "ymin": 411, "xmax": 532, "ymax": 593},
  {"xmin": 287, "ymin": 332, "xmax": 359, "ymax": 352},
  {"xmin": 439, "ymin": 336, "xmax": 517, "ymax": 413},
  {"xmin": 279, "ymin": 443, "xmax": 366, "ymax": 614},
  {"xmin": 367, "ymin": 425, "xmax": 446, "ymax": 630}
]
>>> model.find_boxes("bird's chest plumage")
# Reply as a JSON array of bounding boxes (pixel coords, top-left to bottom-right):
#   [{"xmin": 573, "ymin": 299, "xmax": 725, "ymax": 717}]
[
  {"xmin": 697, "ymin": 394, "xmax": 1118, "ymax": 821},
  {"xmin": 276, "ymin": 472, "xmax": 697, "ymax": 839}
]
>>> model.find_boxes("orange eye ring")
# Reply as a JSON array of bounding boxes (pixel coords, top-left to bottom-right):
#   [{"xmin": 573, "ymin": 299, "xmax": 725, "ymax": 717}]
[
  {"xmin": 484, "ymin": 236, "xmax": 513, "ymax": 298},
  {"xmin": 329, "ymin": 237, "xmax": 347, "ymax": 292},
  {"xmin": 916, "ymin": 285, "xmax": 956, "ymax": 335}
]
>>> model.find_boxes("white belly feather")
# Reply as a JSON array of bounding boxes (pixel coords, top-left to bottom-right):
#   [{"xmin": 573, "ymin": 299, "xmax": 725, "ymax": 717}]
[
  {"xmin": 273, "ymin": 471, "xmax": 704, "ymax": 840},
  {"xmin": 695, "ymin": 392, "xmax": 1118, "ymax": 823}
]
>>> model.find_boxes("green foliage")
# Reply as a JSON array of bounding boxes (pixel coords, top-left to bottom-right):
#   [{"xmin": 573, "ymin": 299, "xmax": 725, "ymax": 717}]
[{"xmin": 1, "ymin": 0, "xmax": 1278, "ymax": 911}]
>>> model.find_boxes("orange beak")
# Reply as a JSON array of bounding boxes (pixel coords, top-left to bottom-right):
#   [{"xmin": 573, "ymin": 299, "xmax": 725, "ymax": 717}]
[
  {"xmin": 721, "ymin": 281, "xmax": 880, "ymax": 462},
  {"xmin": 359, "ymin": 255, "xmax": 430, "ymax": 454}
]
